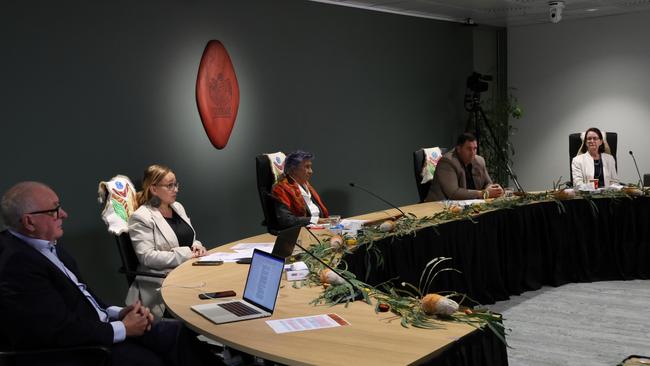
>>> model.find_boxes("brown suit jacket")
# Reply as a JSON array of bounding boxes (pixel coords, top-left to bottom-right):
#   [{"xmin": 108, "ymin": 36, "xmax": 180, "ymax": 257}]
[{"xmin": 425, "ymin": 150, "xmax": 493, "ymax": 201}]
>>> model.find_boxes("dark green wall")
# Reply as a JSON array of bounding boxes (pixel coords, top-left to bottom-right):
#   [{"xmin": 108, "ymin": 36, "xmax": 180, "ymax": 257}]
[{"xmin": 1, "ymin": 0, "xmax": 474, "ymax": 303}]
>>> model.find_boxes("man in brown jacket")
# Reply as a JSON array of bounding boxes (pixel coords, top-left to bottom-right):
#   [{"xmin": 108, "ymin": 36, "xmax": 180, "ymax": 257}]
[{"xmin": 425, "ymin": 133, "xmax": 503, "ymax": 201}]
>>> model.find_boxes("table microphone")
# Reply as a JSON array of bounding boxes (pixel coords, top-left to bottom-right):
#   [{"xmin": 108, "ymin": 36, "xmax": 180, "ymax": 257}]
[
  {"xmin": 348, "ymin": 182, "xmax": 407, "ymax": 217},
  {"xmin": 629, "ymin": 151, "xmax": 643, "ymax": 187},
  {"xmin": 300, "ymin": 226, "xmax": 363, "ymax": 302}
]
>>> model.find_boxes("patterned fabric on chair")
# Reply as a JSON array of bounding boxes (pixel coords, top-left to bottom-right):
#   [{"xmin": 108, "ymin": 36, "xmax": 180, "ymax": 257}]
[
  {"xmin": 97, "ymin": 175, "xmax": 138, "ymax": 235},
  {"xmin": 413, "ymin": 147, "xmax": 446, "ymax": 203},
  {"xmin": 266, "ymin": 152, "xmax": 286, "ymax": 183},
  {"xmin": 97, "ymin": 175, "xmax": 166, "ymax": 292}
]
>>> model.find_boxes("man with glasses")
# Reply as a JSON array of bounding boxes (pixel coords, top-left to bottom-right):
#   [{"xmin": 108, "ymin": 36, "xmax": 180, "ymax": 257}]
[{"xmin": 0, "ymin": 182, "xmax": 212, "ymax": 366}]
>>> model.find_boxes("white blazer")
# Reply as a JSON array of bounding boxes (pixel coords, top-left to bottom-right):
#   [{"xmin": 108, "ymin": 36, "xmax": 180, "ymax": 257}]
[
  {"xmin": 125, "ymin": 201, "xmax": 205, "ymax": 316},
  {"xmin": 571, "ymin": 152, "xmax": 619, "ymax": 187}
]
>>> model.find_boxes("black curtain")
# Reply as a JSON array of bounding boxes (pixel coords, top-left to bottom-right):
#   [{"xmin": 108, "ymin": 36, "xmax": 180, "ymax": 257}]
[{"xmin": 346, "ymin": 197, "xmax": 650, "ymax": 305}]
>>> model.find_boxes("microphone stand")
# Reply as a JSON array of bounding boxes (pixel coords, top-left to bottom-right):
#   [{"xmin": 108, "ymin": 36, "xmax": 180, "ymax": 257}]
[
  {"xmin": 299, "ymin": 227, "xmax": 364, "ymax": 302},
  {"xmin": 348, "ymin": 182, "xmax": 409, "ymax": 217},
  {"xmin": 629, "ymin": 151, "xmax": 644, "ymax": 188},
  {"xmin": 468, "ymin": 95, "xmax": 524, "ymax": 193}
]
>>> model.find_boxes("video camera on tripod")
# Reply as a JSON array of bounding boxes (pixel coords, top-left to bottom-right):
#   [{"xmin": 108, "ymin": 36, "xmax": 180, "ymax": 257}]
[
  {"xmin": 467, "ymin": 72, "xmax": 492, "ymax": 93},
  {"xmin": 464, "ymin": 72, "xmax": 493, "ymax": 111}
]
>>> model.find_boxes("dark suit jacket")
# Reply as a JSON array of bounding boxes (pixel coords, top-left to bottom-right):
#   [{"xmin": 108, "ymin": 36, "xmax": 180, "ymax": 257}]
[
  {"xmin": 0, "ymin": 230, "xmax": 114, "ymax": 350},
  {"xmin": 425, "ymin": 150, "xmax": 493, "ymax": 201}
]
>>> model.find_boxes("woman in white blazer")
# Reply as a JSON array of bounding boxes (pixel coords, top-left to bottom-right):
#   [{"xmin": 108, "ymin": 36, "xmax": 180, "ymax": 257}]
[
  {"xmin": 571, "ymin": 127, "xmax": 619, "ymax": 188},
  {"xmin": 126, "ymin": 164, "xmax": 207, "ymax": 316}
]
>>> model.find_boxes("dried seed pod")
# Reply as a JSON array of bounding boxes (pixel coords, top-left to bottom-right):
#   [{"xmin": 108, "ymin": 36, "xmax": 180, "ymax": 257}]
[
  {"xmin": 319, "ymin": 269, "xmax": 346, "ymax": 285},
  {"xmin": 379, "ymin": 220, "xmax": 396, "ymax": 232},
  {"xmin": 553, "ymin": 188, "xmax": 576, "ymax": 200},
  {"xmin": 421, "ymin": 293, "xmax": 459, "ymax": 316},
  {"xmin": 623, "ymin": 187, "xmax": 643, "ymax": 196},
  {"xmin": 329, "ymin": 235, "xmax": 344, "ymax": 249}
]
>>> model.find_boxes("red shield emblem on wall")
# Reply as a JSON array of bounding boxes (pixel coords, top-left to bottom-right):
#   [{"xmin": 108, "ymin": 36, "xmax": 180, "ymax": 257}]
[{"xmin": 196, "ymin": 40, "xmax": 240, "ymax": 150}]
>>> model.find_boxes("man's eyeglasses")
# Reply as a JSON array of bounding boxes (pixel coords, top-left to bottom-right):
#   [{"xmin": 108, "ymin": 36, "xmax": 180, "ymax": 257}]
[
  {"xmin": 156, "ymin": 182, "xmax": 180, "ymax": 190},
  {"xmin": 26, "ymin": 205, "xmax": 63, "ymax": 219}
]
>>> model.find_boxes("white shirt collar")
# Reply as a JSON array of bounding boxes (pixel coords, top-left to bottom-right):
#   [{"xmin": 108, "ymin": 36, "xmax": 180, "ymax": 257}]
[{"xmin": 8, "ymin": 229, "xmax": 56, "ymax": 252}]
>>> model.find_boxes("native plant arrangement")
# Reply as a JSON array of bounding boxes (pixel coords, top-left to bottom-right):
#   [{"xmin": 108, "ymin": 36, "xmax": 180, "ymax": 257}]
[
  {"xmin": 294, "ymin": 187, "xmax": 647, "ymax": 347},
  {"xmin": 297, "ymin": 234, "xmax": 508, "ymax": 345},
  {"xmin": 371, "ymin": 257, "xmax": 506, "ymax": 346},
  {"xmin": 353, "ymin": 187, "xmax": 646, "ymax": 247}
]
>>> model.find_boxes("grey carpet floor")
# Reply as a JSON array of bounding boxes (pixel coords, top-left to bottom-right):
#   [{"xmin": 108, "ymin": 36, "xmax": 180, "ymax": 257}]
[{"xmin": 488, "ymin": 280, "xmax": 650, "ymax": 366}]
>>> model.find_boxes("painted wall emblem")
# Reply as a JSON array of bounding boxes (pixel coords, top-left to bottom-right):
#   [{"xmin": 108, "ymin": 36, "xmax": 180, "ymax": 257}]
[{"xmin": 196, "ymin": 40, "xmax": 240, "ymax": 149}]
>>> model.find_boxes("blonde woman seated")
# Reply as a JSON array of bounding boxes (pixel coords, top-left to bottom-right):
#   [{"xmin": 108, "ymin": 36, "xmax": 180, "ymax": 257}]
[
  {"xmin": 571, "ymin": 127, "xmax": 619, "ymax": 188},
  {"xmin": 126, "ymin": 164, "xmax": 207, "ymax": 316}
]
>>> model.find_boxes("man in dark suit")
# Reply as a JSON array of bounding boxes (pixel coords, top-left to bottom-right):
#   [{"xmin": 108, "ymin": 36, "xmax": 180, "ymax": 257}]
[
  {"xmin": 425, "ymin": 133, "xmax": 504, "ymax": 201},
  {"xmin": 0, "ymin": 181, "xmax": 209, "ymax": 366}
]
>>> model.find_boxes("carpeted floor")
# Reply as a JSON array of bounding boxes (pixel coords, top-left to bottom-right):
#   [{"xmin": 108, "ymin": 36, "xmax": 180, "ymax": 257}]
[{"xmin": 488, "ymin": 280, "xmax": 650, "ymax": 366}]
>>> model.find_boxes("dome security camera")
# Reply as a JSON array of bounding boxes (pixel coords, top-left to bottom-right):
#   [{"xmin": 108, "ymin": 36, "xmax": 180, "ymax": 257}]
[{"xmin": 549, "ymin": 1, "xmax": 565, "ymax": 23}]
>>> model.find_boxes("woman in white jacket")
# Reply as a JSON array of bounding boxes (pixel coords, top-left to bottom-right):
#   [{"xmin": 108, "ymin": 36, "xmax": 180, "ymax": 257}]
[
  {"xmin": 571, "ymin": 127, "xmax": 619, "ymax": 188},
  {"xmin": 126, "ymin": 164, "xmax": 207, "ymax": 316}
]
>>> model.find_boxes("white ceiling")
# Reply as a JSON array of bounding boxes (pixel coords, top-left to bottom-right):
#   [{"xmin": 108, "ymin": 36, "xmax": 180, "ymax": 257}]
[{"xmin": 310, "ymin": 0, "xmax": 650, "ymax": 26}]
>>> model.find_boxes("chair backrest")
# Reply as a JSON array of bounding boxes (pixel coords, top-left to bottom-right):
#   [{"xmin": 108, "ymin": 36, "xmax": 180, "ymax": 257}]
[
  {"xmin": 256, "ymin": 154, "xmax": 283, "ymax": 234},
  {"xmin": 644, "ymin": 174, "xmax": 650, "ymax": 187},
  {"xmin": 413, "ymin": 147, "xmax": 447, "ymax": 203},
  {"xmin": 569, "ymin": 132, "xmax": 618, "ymax": 185},
  {"xmin": 114, "ymin": 233, "xmax": 140, "ymax": 287}
]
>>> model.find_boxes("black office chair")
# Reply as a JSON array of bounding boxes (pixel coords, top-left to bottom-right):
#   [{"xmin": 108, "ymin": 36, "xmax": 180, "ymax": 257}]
[
  {"xmin": 114, "ymin": 233, "xmax": 165, "ymax": 287},
  {"xmin": 256, "ymin": 154, "xmax": 282, "ymax": 235},
  {"xmin": 644, "ymin": 174, "xmax": 650, "ymax": 187},
  {"xmin": 98, "ymin": 185, "xmax": 166, "ymax": 287},
  {"xmin": 0, "ymin": 342, "xmax": 110, "ymax": 366},
  {"xmin": 413, "ymin": 148, "xmax": 447, "ymax": 203},
  {"xmin": 568, "ymin": 132, "xmax": 617, "ymax": 185}
]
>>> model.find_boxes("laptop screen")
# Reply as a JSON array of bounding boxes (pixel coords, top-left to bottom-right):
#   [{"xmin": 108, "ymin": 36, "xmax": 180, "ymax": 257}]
[{"xmin": 242, "ymin": 249, "xmax": 285, "ymax": 313}]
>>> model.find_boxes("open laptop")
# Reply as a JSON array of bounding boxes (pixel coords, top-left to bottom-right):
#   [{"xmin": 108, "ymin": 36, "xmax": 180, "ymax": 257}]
[
  {"xmin": 191, "ymin": 249, "xmax": 285, "ymax": 324},
  {"xmin": 271, "ymin": 226, "xmax": 301, "ymax": 258}
]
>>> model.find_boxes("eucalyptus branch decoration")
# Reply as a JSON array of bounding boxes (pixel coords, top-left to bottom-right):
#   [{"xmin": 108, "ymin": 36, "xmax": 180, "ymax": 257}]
[
  {"xmin": 293, "ymin": 186, "xmax": 647, "ymax": 346},
  {"xmin": 371, "ymin": 256, "xmax": 505, "ymax": 346}
]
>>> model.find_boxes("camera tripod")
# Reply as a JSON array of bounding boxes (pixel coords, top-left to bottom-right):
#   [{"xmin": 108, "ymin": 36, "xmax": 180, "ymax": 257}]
[{"xmin": 465, "ymin": 93, "xmax": 524, "ymax": 193}]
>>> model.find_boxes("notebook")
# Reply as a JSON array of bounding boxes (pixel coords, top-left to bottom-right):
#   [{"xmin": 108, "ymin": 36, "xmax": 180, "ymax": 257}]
[
  {"xmin": 191, "ymin": 249, "xmax": 285, "ymax": 324},
  {"xmin": 271, "ymin": 226, "xmax": 301, "ymax": 258}
]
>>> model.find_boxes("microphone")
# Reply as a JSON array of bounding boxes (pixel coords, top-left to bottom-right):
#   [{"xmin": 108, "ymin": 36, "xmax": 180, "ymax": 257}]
[
  {"xmin": 300, "ymin": 226, "xmax": 364, "ymax": 302},
  {"xmin": 348, "ymin": 182, "xmax": 407, "ymax": 217},
  {"xmin": 629, "ymin": 151, "xmax": 644, "ymax": 187}
]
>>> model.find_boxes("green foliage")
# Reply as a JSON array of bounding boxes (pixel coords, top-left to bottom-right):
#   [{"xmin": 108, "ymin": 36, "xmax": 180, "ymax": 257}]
[
  {"xmin": 296, "ymin": 189, "xmax": 647, "ymax": 346},
  {"xmin": 467, "ymin": 90, "xmax": 523, "ymax": 186}
]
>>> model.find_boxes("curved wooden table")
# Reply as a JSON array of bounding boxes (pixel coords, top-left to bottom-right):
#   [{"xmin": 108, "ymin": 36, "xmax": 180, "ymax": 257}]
[{"xmin": 161, "ymin": 202, "xmax": 495, "ymax": 365}]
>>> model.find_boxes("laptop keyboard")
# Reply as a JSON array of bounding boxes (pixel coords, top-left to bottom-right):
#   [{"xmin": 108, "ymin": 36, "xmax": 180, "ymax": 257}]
[{"xmin": 218, "ymin": 301, "xmax": 261, "ymax": 317}]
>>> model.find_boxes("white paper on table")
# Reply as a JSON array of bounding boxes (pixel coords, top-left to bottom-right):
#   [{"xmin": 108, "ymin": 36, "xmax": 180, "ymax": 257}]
[
  {"xmin": 198, "ymin": 252, "xmax": 251, "ymax": 263},
  {"xmin": 340, "ymin": 219, "xmax": 367, "ymax": 229},
  {"xmin": 232, "ymin": 247, "xmax": 273, "ymax": 257},
  {"xmin": 266, "ymin": 313, "xmax": 350, "ymax": 334},
  {"xmin": 231, "ymin": 242, "xmax": 275, "ymax": 250}
]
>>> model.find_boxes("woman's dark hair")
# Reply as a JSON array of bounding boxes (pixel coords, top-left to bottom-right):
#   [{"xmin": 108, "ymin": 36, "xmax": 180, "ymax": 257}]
[
  {"xmin": 579, "ymin": 127, "xmax": 605, "ymax": 154},
  {"xmin": 284, "ymin": 150, "xmax": 314, "ymax": 174}
]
